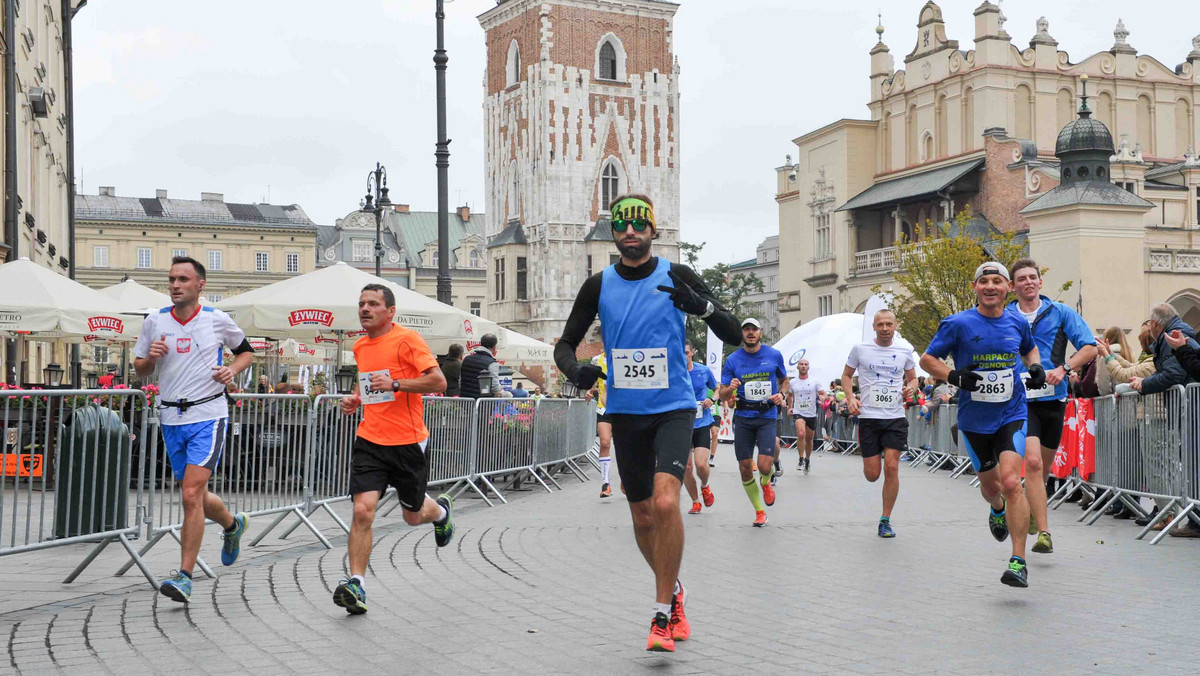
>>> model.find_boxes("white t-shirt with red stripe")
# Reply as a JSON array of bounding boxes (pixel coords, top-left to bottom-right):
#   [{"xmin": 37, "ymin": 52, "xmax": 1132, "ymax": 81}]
[{"xmin": 134, "ymin": 305, "xmax": 246, "ymax": 426}]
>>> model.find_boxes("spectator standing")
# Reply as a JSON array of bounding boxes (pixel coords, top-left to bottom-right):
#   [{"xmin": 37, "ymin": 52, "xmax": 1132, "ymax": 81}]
[
  {"xmin": 256, "ymin": 375, "xmax": 269, "ymax": 394},
  {"xmin": 441, "ymin": 344, "xmax": 464, "ymax": 397},
  {"xmin": 460, "ymin": 334, "xmax": 503, "ymax": 399},
  {"xmin": 1130, "ymin": 304, "xmax": 1198, "ymax": 394}
]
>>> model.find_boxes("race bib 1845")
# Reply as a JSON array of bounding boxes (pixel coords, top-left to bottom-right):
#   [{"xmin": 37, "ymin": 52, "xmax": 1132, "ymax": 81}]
[{"xmin": 744, "ymin": 381, "xmax": 772, "ymax": 402}]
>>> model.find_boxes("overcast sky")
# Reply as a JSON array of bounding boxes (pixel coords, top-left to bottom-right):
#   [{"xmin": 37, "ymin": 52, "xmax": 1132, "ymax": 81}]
[{"xmin": 73, "ymin": 1, "xmax": 1198, "ymax": 268}]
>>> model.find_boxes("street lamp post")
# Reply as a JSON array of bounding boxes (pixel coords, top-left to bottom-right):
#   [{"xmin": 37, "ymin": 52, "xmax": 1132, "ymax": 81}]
[
  {"xmin": 360, "ymin": 163, "xmax": 392, "ymax": 278},
  {"xmin": 434, "ymin": 0, "xmax": 453, "ymax": 304}
]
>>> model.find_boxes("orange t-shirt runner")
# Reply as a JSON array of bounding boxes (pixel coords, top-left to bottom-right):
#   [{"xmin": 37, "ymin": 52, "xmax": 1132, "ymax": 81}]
[{"xmin": 351, "ymin": 323, "xmax": 440, "ymax": 446}]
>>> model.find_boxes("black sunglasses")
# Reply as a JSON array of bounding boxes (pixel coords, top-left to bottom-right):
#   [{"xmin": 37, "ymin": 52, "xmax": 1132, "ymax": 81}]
[{"xmin": 612, "ymin": 218, "xmax": 652, "ymax": 233}]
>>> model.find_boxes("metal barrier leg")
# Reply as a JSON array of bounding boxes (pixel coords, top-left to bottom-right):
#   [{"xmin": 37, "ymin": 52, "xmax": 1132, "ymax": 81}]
[
  {"xmin": 949, "ymin": 458, "xmax": 972, "ymax": 479},
  {"xmin": 273, "ymin": 505, "xmax": 320, "ymax": 541},
  {"xmin": 166, "ymin": 528, "xmax": 216, "ymax": 579},
  {"xmin": 288, "ymin": 506, "xmax": 334, "ymax": 549},
  {"xmin": 530, "ymin": 466, "xmax": 559, "ymax": 492},
  {"xmin": 1135, "ymin": 497, "xmax": 1180, "ymax": 540},
  {"xmin": 250, "ymin": 509, "xmax": 295, "ymax": 546},
  {"xmin": 115, "ymin": 529, "xmax": 169, "ymax": 577},
  {"xmin": 456, "ymin": 478, "xmax": 495, "ymax": 507},
  {"xmin": 1086, "ymin": 489, "xmax": 1124, "ymax": 525},
  {"xmin": 1078, "ymin": 487, "xmax": 1115, "ymax": 523},
  {"xmin": 115, "ymin": 533, "xmax": 159, "ymax": 589},
  {"xmin": 1047, "ymin": 477, "xmax": 1074, "ymax": 505},
  {"xmin": 63, "ymin": 536, "xmax": 115, "ymax": 584},
  {"xmin": 1149, "ymin": 502, "xmax": 1197, "ymax": 545},
  {"xmin": 970, "ymin": 476, "xmax": 981, "ymax": 488},
  {"xmin": 477, "ymin": 475, "xmax": 508, "ymax": 504}
]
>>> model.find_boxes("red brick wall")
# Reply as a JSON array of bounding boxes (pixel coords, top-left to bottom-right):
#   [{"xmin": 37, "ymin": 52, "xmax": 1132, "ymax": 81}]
[
  {"xmin": 547, "ymin": 5, "xmax": 673, "ymax": 76},
  {"xmin": 976, "ymin": 134, "xmax": 1060, "ymax": 234},
  {"xmin": 485, "ymin": 6, "xmax": 541, "ymax": 95}
]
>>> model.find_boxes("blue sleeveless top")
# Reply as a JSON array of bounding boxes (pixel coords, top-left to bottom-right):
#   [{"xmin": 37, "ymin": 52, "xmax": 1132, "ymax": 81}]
[{"xmin": 599, "ymin": 257, "xmax": 695, "ymax": 415}]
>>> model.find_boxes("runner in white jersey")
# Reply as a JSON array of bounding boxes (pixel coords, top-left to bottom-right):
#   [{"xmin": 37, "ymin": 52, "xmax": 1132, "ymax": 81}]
[
  {"xmin": 786, "ymin": 359, "xmax": 821, "ymax": 474},
  {"xmin": 134, "ymin": 256, "xmax": 255, "ymax": 604},
  {"xmin": 842, "ymin": 309, "xmax": 918, "ymax": 538}
]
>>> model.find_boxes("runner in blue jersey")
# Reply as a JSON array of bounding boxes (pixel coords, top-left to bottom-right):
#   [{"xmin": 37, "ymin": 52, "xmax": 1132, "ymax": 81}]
[
  {"xmin": 718, "ymin": 318, "xmax": 788, "ymax": 527},
  {"xmin": 683, "ymin": 341, "xmax": 718, "ymax": 514},
  {"xmin": 555, "ymin": 194, "xmax": 741, "ymax": 653},
  {"xmin": 920, "ymin": 262, "xmax": 1046, "ymax": 588},
  {"xmin": 1008, "ymin": 258, "xmax": 1097, "ymax": 555}
]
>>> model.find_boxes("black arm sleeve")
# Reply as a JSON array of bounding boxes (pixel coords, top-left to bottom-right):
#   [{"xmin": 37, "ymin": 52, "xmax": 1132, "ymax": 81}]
[
  {"xmin": 1173, "ymin": 344, "xmax": 1200, "ymax": 381},
  {"xmin": 669, "ymin": 263, "xmax": 743, "ymax": 346},
  {"xmin": 230, "ymin": 338, "xmax": 255, "ymax": 355},
  {"xmin": 553, "ymin": 273, "xmax": 603, "ymax": 380}
]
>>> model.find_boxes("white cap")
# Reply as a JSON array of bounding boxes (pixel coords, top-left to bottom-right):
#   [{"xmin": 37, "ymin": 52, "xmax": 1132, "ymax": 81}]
[
  {"xmin": 973, "ymin": 261, "xmax": 1010, "ymax": 282},
  {"xmin": 741, "ymin": 318, "xmax": 762, "ymax": 329}
]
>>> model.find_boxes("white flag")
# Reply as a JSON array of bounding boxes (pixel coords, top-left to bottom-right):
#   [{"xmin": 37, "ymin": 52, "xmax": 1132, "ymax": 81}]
[{"xmin": 706, "ymin": 326, "xmax": 723, "ymax": 383}]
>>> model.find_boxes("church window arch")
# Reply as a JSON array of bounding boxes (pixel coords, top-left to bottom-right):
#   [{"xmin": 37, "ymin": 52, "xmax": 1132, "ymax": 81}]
[
  {"xmin": 595, "ymin": 33, "xmax": 627, "ymax": 82},
  {"xmin": 505, "ymin": 40, "xmax": 521, "ymax": 88},
  {"xmin": 599, "ymin": 158, "xmax": 623, "ymax": 212},
  {"xmin": 508, "ymin": 161, "xmax": 520, "ymax": 219},
  {"xmin": 962, "ymin": 87, "xmax": 976, "ymax": 151}
]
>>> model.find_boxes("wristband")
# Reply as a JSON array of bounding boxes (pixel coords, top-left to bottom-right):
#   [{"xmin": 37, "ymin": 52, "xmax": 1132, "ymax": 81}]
[
  {"xmin": 700, "ymin": 301, "xmax": 714, "ymax": 319},
  {"xmin": 1103, "ymin": 355, "xmax": 1115, "ymax": 363}
]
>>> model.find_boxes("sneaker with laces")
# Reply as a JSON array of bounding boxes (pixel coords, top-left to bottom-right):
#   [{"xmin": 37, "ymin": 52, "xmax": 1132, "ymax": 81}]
[
  {"xmin": 701, "ymin": 485, "xmax": 714, "ymax": 507},
  {"xmin": 670, "ymin": 585, "xmax": 690, "ymax": 641},
  {"xmin": 434, "ymin": 494, "xmax": 454, "ymax": 547},
  {"xmin": 753, "ymin": 510, "xmax": 767, "ymax": 527},
  {"xmin": 688, "ymin": 501, "xmax": 701, "ymax": 514},
  {"xmin": 333, "ymin": 578, "xmax": 368, "ymax": 614},
  {"xmin": 647, "ymin": 613, "xmax": 675, "ymax": 652},
  {"xmin": 762, "ymin": 482, "xmax": 776, "ymax": 506},
  {"xmin": 600, "ymin": 482, "xmax": 612, "ymax": 499},
  {"xmin": 1032, "ymin": 530, "xmax": 1054, "ymax": 553},
  {"xmin": 158, "ymin": 570, "xmax": 192, "ymax": 604},
  {"xmin": 220, "ymin": 512, "xmax": 249, "ymax": 566},
  {"xmin": 988, "ymin": 503, "xmax": 1009, "ymax": 542},
  {"xmin": 1000, "ymin": 557, "xmax": 1029, "ymax": 588},
  {"xmin": 878, "ymin": 520, "xmax": 896, "ymax": 538}
]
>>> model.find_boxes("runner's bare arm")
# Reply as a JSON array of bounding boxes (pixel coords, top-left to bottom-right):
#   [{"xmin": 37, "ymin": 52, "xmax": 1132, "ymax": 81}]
[
  {"xmin": 919, "ymin": 354, "xmax": 952, "ymax": 381},
  {"xmin": 553, "ymin": 274, "xmax": 602, "ymax": 380},
  {"xmin": 395, "ymin": 366, "xmax": 447, "ymax": 394},
  {"xmin": 840, "ymin": 365, "xmax": 859, "ymax": 415},
  {"xmin": 903, "ymin": 368, "xmax": 919, "ymax": 400}
]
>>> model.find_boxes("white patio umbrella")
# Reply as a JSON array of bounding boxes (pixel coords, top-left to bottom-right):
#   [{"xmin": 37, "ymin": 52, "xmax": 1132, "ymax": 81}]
[
  {"xmin": 771, "ymin": 313, "xmax": 926, "ymax": 390},
  {"xmin": 98, "ymin": 279, "xmax": 171, "ymax": 312},
  {"xmin": 0, "ymin": 258, "xmax": 141, "ymax": 342},
  {"xmin": 215, "ymin": 262, "xmax": 505, "ymax": 353},
  {"xmin": 494, "ymin": 329, "xmax": 554, "ymax": 365}
]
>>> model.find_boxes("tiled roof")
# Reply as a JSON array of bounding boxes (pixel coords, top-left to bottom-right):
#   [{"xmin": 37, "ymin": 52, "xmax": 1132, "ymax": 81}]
[
  {"xmin": 488, "ymin": 221, "xmax": 528, "ymax": 248},
  {"xmin": 76, "ymin": 193, "xmax": 316, "ymax": 228},
  {"xmin": 837, "ymin": 159, "xmax": 984, "ymax": 212},
  {"xmin": 389, "ymin": 210, "xmax": 484, "ymax": 267},
  {"xmin": 1019, "ymin": 180, "xmax": 1154, "ymax": 213}
]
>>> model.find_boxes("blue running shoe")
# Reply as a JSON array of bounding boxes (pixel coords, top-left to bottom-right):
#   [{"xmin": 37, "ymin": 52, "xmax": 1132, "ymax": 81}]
[
  {"xmin": 221, "ymin": 512, "xmax": 249, "ymax": 566},
  {"xmin": 159, "ymin": 570, "xmax": 192, "ymax": 604},
  {"xmin": 333, "ymin": 578, "xmax": 368, "ymax": 615},
  {"xmin": 878, "ymin": 520, "xmax": 896, "ymax": 538}
]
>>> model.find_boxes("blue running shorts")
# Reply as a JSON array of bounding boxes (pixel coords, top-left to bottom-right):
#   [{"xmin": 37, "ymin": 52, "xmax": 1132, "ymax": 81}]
[{"xmin": 160, "ymin": 419, "xmax": 227, "ymax": 480}]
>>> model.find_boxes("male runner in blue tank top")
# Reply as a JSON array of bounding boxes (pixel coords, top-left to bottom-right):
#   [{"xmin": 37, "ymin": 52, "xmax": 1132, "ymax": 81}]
[
  {"xmin": 920, "ymin": 262, "xmax": 1046, "ymax": 588},
  {"xmin": 555, "ymin": 194, "xmax": 742, "ymax": 653}
]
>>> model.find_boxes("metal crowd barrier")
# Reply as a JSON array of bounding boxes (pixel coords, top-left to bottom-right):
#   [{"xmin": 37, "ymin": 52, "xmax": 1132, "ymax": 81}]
[
  {"xmin": 831, "ymin": 413, "xmax": 859, "ymax": 455},
  {"xmin": 0, "ymin": 390, "xmax": 155, "ymax": 586}
]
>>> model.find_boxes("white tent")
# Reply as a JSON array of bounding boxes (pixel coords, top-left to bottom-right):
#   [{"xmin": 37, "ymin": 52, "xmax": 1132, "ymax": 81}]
[
  {"xmin": 495, "ymin": 329, "xmax": 554, "ymax": 366},
  {"xmin": 215, "ymin": 262, "xmax": 505, "ymax": 353},
  {"xmin": 0, "ymin": 258, "xmax": 141, "ymax": 342},
  {"xmin": 771, "ymin": 313, "xmax": 927, "ymax": 391},
  {"xmin": 98, "ymin": 279, "xmax": 171, "ymax": 312}
]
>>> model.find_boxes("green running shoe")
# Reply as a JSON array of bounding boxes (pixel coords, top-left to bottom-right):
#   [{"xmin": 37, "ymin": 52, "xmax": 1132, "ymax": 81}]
[
  {"xmin": 434, "ymin": 494, "xmax": 454, "ymax": 547},
  {"xmin": 988, "ymin": 503, "xmax": 1009, "ymax": 543},
  {"xmin": 333, "ymin": 578, "xmax": 367, "ymax": 615},
  {"xmin": 1001, "ymin": 558, "xmax": 1029, "ymax": 588},
  {"xmin": 1032, "ymin": 530, "xmax": 1054, "ymax": 554},
  {"xmin": 221, "ymin": 512, "xmax": 249, "ymax": 566}
]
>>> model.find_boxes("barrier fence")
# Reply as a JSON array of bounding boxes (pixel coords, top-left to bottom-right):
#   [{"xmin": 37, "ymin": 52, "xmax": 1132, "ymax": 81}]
[
  {"xmin": 1, "ymin": 391, "xmax": 596, "ymax": 588},
  {"xmin": 903, "ymin": 385, "xmax": 1200, "ymax": 545}
]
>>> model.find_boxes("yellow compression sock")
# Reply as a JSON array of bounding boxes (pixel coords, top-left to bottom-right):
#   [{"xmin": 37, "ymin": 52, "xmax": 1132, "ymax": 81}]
[
  {"xmin": 742, "ymin": 478, "xmax": 766, "ymax": 511},
  {"xmin": 759, "ymin": 462, "xmax": 774, "ymax": 487}
]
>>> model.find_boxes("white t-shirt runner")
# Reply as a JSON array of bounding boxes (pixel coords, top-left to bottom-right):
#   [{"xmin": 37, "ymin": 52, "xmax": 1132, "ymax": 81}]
[
  {"xmin": 845, "ymin": 342, "xmax": 915, "ymax": 420},
  {"xmin": 133, "ymin": 306, "xmax": 247, "ymax": 426},
  {"xmin": 788, "ymin": 376, "xmax": 820, "ymax": 417}
]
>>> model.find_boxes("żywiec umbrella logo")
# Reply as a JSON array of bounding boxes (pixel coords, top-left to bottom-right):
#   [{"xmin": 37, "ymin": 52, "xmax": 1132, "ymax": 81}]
[
  {"xmin": 288, "ymin": 309, "xmax": 334, "ymax": 327},
  {"xmin": 87, "ymin": 316, "xmax": 124, "ymax": 333}
]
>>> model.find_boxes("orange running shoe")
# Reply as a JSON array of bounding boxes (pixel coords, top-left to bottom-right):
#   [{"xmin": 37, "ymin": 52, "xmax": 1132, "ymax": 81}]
[
  {"xmin": 753, "ymin": 510, "xmax": 768, "ymax": 527},
  {"xmin": 688, "ymin": 502, "xmax": 701, "ymax": 514},
  {"xmin": 701, "ymin": 485, "xmax": 715, "ymax": 507},
  {"xmin": 762, "ymin": 482, "xmax": 776, "ymax": 506},
  {"xmin": 647, "ymin": 613, "xmax": 675, "ymax": 652},
  {"xmin": 670, "ymin": 585, "xmax": 690, "ymax": 641}
]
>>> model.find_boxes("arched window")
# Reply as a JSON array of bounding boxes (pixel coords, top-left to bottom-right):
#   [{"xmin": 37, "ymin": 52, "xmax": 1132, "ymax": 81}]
[
  {"xmin": 906, "ymin": 104, "xmax": 918, "ymax": 165},
  {"xmin": 1015, "ymin": 84, "xmax": 1033, "ymax": 140},
  {"xmin": 1175, "ymin": 98, "xmax": 1192, "ymax": 158},
  {"xmin": 600, "ymin": 161, "xmax": 621, "ymax": 211},
  {"xmin": 469, "ymin": 248, "xmax": 480, "ymax": 268},
  {"xmin": 921, "ymin": 132, "xmax": 934, "ymax": 163},
  {"xmin": 595, "ymin": 34, "xmax": 627, "ymax": 82},
  {"xmin": 1137, "ymin": 94, "xmax": 1154, "ymax": 155},
  {"xmin": 505, "ymin": 40, "xmax": 521, "ymax": 88},
  {"xmin": 1097, "ymin": 91, "xmax": 1115, "ymax": 133},
  {"xmin": 1056, "ymin": 88, "xmax": 1075, "ymax": 132},
  {"xmin": 962, "ymin": 87, "xmax": 975, "ymax": 151},
  {"xmin": 936, "ymin": 95, "xmax": 948, "ymax": 157}
]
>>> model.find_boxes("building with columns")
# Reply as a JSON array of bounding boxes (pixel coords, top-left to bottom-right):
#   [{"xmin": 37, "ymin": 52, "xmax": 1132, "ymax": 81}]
[
  {"xmin": 729, "ymin": 235, "xmax": 781, "ymax": 341},
  {"xmin": 478, "ymin": 0, "xmax": 682, "ymax": 362},
  {"xmin": 776, "ymin": 1, "xmax": 1200, "ymax": 338}
]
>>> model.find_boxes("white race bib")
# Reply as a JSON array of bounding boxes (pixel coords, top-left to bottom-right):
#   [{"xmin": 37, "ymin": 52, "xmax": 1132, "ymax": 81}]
[
  {"xmin": 611, "ymin": 348, "xmax": 669, "ymax": 390},
  {"xmin": 744, "ymin": 381, "xmax": 772, "ymax": 402},
  {"xmin": 1021, "ymin": 372, "xmax": 1055, "ymax": 399},
  {"xmin": 358, "ymin": 369, "xmax": 396, "ymax": 405},
  {"xmin": 696, "ymin": 402, "xmax": 704, "ymax": 419},
  {"xmin": 794, "ymin": 390, "xmax": 815, "ymax": 414},
  {"xmin": 974, "ymin": 370, "xmax": 1014, "ymax": 403},
  {"xmin": 864, "ymin": 385, "xmax": 900, "ymax": 409}
]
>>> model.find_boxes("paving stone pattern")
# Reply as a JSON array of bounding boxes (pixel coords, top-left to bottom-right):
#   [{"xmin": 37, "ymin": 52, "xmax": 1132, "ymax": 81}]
[{"xmin": 1, "ymin": 446, "xmax": 1198, "ymax": 675}]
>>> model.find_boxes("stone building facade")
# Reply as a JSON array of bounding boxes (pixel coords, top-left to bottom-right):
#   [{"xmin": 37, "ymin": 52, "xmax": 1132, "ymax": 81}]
[
  {"xmin": 477, "ymin": 0, "xmax": 682, "ymax": 353},
  {"xmin": 729, "ymin": 235, "xmax": 781, "ymax": 341},
  {"xmin": 777, "ymin": 1, "xmax": 1200, "ymax": 337},
  {"xmin": 317, "ymin": 204, "xmax": 488, "ymax": 318}
]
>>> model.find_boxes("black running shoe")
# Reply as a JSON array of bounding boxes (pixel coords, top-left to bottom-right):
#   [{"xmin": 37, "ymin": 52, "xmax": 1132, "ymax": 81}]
[
  {"xmin": 434, "ymin": 494, "xmax": 454, "ymax": 547},
  {"xmin": 988, "ymin": 504, "xmax": 1009, "ymax": 543},
  {"xmin": 1000, "ymin": 558, "xmax": 1028, "ymax": 588}
]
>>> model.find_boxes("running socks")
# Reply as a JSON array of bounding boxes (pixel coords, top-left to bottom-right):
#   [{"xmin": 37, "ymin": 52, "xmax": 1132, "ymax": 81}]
[
  {"xmin": 654, "ymin": 602, "xmax": 672, "ymax": 617},
  {"xmin": 434, "ymin": 505, "xmax": 449, "ymax": 524},
  {"xmin": 352, "ymin": 574, "xmax": 366, "ymax": 590},
  {"xmin": 180, "ymin": 570, "xmax": 192, "ymax": 579},
  {"xmin": 599, "ymin": 457, "xmax": 612, "ymax": 484},
  {"xmin": 742, "ymin": 478, "xmax": 766, "ymax": 511},
  {"xmin": 759, "ymin": 463, "xmax": 774, "ymax": 487},
  {"xmin": 223, "ymin": 521, "xmax": 238, "ymax": 534}
]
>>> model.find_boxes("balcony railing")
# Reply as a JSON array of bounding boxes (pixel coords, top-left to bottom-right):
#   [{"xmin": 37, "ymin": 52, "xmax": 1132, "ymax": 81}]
[
  {"xmin": 1148, "ymin": 250, "xmax": 1200, "ymax": 273},
  {"xmin": 853, "ymin": 246, "xmax": 898, "ymax": 274}
]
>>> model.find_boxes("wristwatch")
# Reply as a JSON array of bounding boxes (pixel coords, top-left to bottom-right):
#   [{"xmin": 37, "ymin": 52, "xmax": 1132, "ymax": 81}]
[{"xmin": 391, "ymin": 380, "xmax": 401, "ymax": 392}]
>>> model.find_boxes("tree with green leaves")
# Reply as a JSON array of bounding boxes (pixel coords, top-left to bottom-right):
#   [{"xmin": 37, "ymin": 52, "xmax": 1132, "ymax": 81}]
[
  {"xmin": 679, "ymin": 241, "xmax": 763, "ymax": 354},
  {"xmin": 871, "ymin": 208, "xmax": 1063, "ymax": 353}
]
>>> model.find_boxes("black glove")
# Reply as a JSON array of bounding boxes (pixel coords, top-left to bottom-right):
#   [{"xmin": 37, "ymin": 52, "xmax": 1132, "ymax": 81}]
[
  {"xmin": 1025, "ymin": 363, "xmax": 1047, "ymax": 390},
  {"xmin": 947, "ymin": 365, "xmax": 982, "ymax": 392},
  {"xmin": 572, "ymin": 364, "xmax": 606, "ymax": 390},
  {"xmin": 656, "ymin": 270, "xmax": 712, "ymax": 316}
]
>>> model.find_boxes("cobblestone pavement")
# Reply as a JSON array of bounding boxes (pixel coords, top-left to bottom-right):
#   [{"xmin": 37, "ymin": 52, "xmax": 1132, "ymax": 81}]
[{"xmin": 2, "ymin": 444, "xmax": 1199, "ymax": 675}]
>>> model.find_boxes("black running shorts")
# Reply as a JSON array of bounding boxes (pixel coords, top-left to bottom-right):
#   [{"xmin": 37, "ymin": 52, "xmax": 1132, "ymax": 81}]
[
  {"xmin": 792, "ymin": 414, "xmax": 817, "ymax": 431},
  {"xmin": 609, "ymin": 409, "xmax": 694, "ymax": 503},
  {"xmin": 1025, "ymin": 399, "xmax": 1067, "ymax": 449},
  {"xmin": 690, "ymin": 424, "xmax": 714, "ymax": 449},
  {"xmin": 960, "ymin": 419, "xmax": 1027, "ymax": 473},
  {"xmin": 857, "ymin": 417, "xmax": 908, "ymax": 459},
  {"xmin": 348, "ymin": 436, "xmax": 429, "ymax": 512},
  {"xmin": 596, "ymin": 413, "xmax": 612, "ymax": 425}
]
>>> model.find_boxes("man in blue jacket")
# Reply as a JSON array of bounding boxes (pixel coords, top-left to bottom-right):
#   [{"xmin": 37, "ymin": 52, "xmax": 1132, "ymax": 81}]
[
  {"xmin": 1008, "ymin": 259, "xmax": 1096, "ymax": 555},
  {"xmin": 1131, "ymin": 303, "xmax": 1199, "ymax": 395}
]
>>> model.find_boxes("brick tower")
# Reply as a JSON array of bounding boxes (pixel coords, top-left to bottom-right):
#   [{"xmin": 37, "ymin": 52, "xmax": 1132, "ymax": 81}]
[{"xmin": 478, "ymin": 0, "xmax": 682, "ymax": 363}]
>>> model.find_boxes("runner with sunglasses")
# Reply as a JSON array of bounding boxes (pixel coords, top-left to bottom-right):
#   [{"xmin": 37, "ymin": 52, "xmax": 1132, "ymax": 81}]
[{"xmin": 556, "ymin": 194, "xmax": 742, "ymax": 653}]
